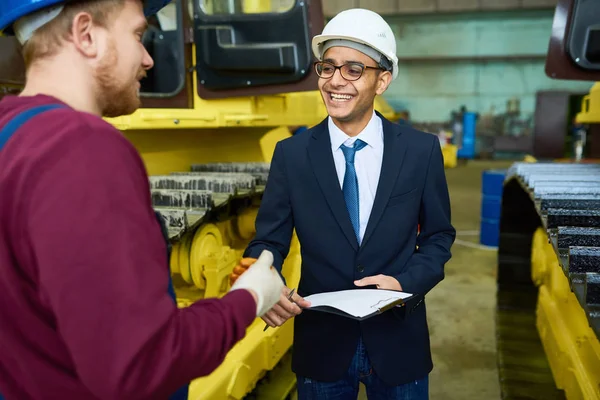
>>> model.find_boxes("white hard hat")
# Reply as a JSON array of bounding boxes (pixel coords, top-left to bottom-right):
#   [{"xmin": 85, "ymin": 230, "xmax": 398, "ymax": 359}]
[{"xmin": 312, "ymin": 8, "xmax": 398, "ymax": 80}]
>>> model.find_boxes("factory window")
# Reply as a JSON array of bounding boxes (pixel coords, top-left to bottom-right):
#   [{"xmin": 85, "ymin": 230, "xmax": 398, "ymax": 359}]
[
  {"xmin": 140, "ymin": 0, "xmax": 186, "ymax": 97},
  {"xmin": 199, "ymin": 0, "xmax": 296, "ymax": 15}
]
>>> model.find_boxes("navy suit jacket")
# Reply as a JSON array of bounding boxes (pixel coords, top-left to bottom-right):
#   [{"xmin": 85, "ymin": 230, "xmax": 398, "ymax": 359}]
[{"xmin": 244, "ymin": 112, "xmax": 456, "ymax": 386}]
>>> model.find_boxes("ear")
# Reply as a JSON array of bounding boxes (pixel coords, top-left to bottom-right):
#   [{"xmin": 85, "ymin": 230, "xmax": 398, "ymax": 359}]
[
  {"xmin": 70, "ymin": 12, "xmax": 99, "ymax": 58},
  {"xmin": 375, "ymin": 70, "xmax": 393, "ymax": 95}
]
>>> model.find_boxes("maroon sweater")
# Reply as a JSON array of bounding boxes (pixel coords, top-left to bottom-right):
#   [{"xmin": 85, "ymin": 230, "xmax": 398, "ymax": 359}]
[{"xmin": 0, "ymin": 95, "xmax": 256, "ymax": 399}]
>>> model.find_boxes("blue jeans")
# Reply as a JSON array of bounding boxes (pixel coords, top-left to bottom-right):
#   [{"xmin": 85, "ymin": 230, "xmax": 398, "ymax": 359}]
[{"xmin": 296, "ymin": 338, "xmax": 428, "ymax": 400}]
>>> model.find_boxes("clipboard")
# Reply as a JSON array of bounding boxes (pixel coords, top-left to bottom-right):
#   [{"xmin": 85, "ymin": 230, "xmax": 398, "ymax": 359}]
[{"xmin": 303, "ymin": 289, "xmax": 416, "ymax": 321}]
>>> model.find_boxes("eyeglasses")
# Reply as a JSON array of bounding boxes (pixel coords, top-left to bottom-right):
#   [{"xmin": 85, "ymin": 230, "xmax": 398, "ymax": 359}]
[{"xmin": 314, "ymin": 61, "xmax": 384, "ymax": 81}]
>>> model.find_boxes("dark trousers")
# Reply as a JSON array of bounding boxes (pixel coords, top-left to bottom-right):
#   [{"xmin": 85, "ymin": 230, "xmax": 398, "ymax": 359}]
[{"xmin": 296, "ymin": 337, "xmax": 429, "ymax": 400}]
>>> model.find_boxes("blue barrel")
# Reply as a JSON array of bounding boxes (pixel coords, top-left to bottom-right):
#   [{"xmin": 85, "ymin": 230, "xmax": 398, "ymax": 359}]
[
  {"xmin": 480, "ymin": 169, "xmax": 506, "ymax": 247},
  {"xmin": 458, "ymin": 112, "xmax": 477, "ymax": 159}
]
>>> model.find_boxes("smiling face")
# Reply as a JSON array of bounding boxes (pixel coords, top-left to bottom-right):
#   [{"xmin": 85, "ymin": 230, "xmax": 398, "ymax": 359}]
[{"xmin": 318, "ymin": 45, "xmax": 392, "ymax": 134}]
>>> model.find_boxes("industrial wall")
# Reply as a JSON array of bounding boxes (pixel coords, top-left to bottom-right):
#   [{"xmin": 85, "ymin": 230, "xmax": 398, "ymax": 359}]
[{"xmin": 323, "ymin": 1, "xmax": 594, "ymax": 123}]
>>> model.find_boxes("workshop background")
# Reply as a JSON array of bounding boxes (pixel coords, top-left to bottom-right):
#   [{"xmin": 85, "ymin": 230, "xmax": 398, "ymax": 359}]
[{"xmin": 1, "ymin": 0, "xmax": 598, "ymax": 399}]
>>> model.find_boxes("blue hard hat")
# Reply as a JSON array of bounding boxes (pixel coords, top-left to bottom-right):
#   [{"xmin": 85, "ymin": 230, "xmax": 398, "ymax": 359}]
[{"xmin": 0, "ymin": 0, "xmax": 172, "ymax": 33}]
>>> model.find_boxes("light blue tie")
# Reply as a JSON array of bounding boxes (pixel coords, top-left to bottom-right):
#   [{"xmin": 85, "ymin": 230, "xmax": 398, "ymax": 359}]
[{"xmin": 340, "ymin": 139, "xmax": 367, "ymax": 242}]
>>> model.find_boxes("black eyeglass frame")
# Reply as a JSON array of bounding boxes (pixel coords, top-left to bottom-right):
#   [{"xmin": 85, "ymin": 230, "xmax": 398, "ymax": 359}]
[{"xmin": 313, "ymin": 61, "xmax": 386, "ymax": 81}]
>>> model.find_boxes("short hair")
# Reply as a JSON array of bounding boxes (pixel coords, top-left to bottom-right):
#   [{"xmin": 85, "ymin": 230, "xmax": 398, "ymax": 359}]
[{"xmin": 22, "ymin": 0, "xmax": 124, "ymax": 69}]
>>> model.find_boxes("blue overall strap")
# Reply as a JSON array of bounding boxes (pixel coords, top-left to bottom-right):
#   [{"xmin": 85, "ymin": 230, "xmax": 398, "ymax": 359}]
[
  {"xmin": 0, "ymin": 104, "xmax": 66, "ymax": 151},
  {"xmin": 154, "ymin": 212, "xmax": 190, "ymax": 400},
  {"xmin": 154, "ymin": 212, "xmax": 179, "ymax": 302}
]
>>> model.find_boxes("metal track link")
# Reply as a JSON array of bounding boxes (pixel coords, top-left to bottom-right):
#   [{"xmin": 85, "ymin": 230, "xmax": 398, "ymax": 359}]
[{"xmin": 150, "ymin": 162, "xmax": 270, "ymax": 240}]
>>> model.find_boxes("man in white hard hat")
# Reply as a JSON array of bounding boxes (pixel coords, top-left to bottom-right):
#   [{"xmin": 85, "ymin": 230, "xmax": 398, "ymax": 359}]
[
  {"xmin": 231, "ymin": 8, "xmax": 455, "ymax": 400},
  {"xmin": 0, "ymin": 1, "xmax": 285, "ymax": 399}
]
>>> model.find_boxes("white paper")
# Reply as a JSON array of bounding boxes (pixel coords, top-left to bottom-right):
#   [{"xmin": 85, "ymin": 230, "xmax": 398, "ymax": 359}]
[{"xmin": 304, "ymin": 289, "xmax": 413, "ymax": 319}]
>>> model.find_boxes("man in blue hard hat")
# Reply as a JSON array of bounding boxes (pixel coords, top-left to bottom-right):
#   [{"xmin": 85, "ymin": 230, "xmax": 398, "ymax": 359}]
[{"xmin": 0, "ymin": 1, "xmax": 286, "ymax": 399}]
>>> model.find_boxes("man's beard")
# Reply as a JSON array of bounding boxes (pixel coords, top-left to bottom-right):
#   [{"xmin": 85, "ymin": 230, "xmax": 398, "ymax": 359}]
[{"xmin": 94, "ymin": 40, "xmax": 146, "ymax": 118}]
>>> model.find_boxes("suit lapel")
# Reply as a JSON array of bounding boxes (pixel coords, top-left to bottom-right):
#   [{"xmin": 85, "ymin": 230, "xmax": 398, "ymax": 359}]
[
  {"xmin": 308, "ymin": 119, "xmax": 359, "ymax": 250},
  {"xmin": 361, "ymin": 114, "xmax": 409, "ymax": 248}
]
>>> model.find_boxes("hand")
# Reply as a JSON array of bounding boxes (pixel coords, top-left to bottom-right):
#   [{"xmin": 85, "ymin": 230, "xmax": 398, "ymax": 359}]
[
  {"xmin": 354, "ymin": 274, "xmax": 403, "ymax": 291},
  {"xmin": 229, "ymin": 250, "xmax": 285, "ymax": 317},
  {"xmin": 262, "ymin": 286, "xmax": 311, "ymax": 328},
  {"xmin": 230, "ymin": 257, "xmax": 257, "ymax": 285}
]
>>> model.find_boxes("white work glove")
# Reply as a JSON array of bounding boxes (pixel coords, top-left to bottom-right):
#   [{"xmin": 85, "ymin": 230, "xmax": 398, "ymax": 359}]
[{"xmin": 229, "ymin": 250, "xmax": 284, "ymax": 317}]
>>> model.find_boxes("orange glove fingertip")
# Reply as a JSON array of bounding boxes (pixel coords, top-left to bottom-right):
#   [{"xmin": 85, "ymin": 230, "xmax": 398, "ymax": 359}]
[{"xmin": 240, "ymin": 257, "xmax": 258, "ymax": 267}]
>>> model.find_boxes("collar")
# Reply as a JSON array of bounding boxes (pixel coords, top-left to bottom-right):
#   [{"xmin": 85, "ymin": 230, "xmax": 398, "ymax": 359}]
[{"xmin": 328, "ymin": 111, "xmax": 382, "ymax": 151}]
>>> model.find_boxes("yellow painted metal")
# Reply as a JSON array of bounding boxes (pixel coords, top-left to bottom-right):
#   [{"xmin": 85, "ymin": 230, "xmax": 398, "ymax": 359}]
[
  {"xmin": 166, "ymin": 197, "xmax": 302, "ymax": 399},
  {"xmin": 189, "ymin": 224, "xmax": 232, "ymax": 295},
  {"xmin": 182, "ymin": 230, "xmax": 302, "ymax": 400},
  {"xmin": 531, "ymin": 228, "xmax": 600, "ymax": 400},
  {"xmin": 442, "ymin": 144, "xmax": 458, "ymax": 168},
  {"xmin": 106, "ymin": 91, "xmax": 396, "ymax": 133},
  {"xmin": 242, "ymin": 0, "xmax": 295, "ymax": 13},
  {"xmin": 576, "ymin": 82, "xmax": 600, "ymax": 125},
  {"xmin": 199, "ymin": 0, "xmax": 294, "ymax": 14}
]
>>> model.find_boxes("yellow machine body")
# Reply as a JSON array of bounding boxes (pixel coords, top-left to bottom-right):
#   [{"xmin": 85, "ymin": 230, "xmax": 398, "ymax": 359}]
[
  {"xmin": 531, "ymin": 228, "xmax": 600, "ymax": 400},
  {"xmin": 441, "ymin": 144, "xmax": 458, "ymax": 168},
  {"xmin": 576, "ymin": 82, "xmax": 600, "ymax": 125}
]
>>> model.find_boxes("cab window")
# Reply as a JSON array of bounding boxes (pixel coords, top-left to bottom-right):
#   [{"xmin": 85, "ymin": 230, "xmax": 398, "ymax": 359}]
[
  {"xmin": 140, "ymin": 0, "xmax": 186, "ymax": 97},
  {"xmin": 193, "ymin": 0, "xmax": 317, "ymax": 95}
]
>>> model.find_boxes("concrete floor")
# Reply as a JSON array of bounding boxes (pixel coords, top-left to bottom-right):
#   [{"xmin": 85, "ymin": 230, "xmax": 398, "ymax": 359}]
[{"xmin": 357, "ymin": 159, "xmax": 514, "ymax": 400}]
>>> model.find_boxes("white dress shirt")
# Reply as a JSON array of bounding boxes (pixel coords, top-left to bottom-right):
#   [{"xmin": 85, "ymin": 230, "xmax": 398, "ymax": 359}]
[{"xmin": 328, "ymin": 111, "xmax": 384, "ymax": 244}]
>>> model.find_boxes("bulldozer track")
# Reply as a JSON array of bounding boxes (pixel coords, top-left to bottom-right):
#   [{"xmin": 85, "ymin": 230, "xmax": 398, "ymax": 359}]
[
  {"xmin": 496, "ymin": 162, "xmax": 600, "ymax": 399},
  {"xmin": 151, "ymin": 162, "xmax": 270, "ymax": 241}
]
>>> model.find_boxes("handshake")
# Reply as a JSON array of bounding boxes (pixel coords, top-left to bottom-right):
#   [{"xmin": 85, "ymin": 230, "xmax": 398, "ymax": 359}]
[{"xmin": 229, "ymin": 250, "xmax": 310, "ymax": 327}]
